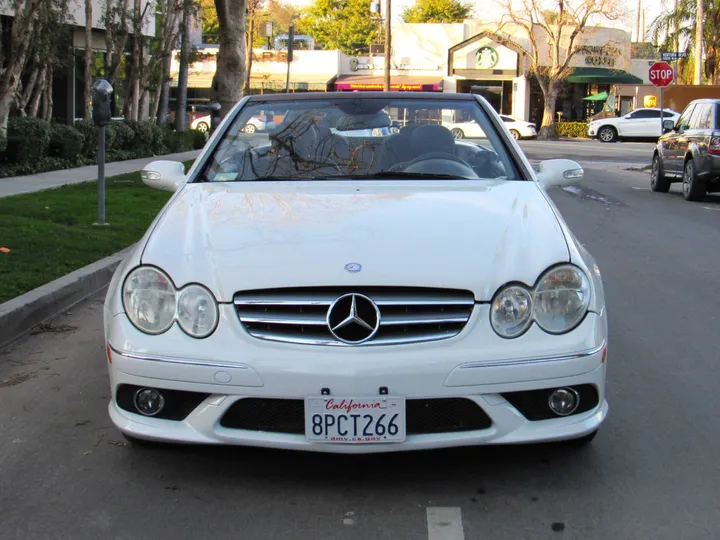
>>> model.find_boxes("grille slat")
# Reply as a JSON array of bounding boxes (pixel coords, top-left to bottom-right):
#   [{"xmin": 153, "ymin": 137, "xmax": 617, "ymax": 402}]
[
  {"xmin": 220, "ymin": 398, "xmax": 492, "ymax": 434},
  {"xmin": 234, "ymin": 287, "xmax": 475, "ymax": 346}
]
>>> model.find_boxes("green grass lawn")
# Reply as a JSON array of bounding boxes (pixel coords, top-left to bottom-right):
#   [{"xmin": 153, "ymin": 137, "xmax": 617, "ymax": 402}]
[{"xmin": 0, "ymin": 161, "xmax": 194, "ymax": 304}]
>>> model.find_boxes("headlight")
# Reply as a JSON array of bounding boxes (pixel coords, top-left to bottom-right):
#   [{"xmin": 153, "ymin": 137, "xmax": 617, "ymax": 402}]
[
  {"xmin": 490, "ymin": 285, "xmax": 533, "ymax": 338},
  {"xmin": 122, "ymin": 267, "xmax": 176, "ymax": 335},
  {"xmin": 177, "ymin": 284, "xmax": 219, "ymax": 338},
  {"xmin": 122, "ymin": 266, "xmax": 219, "ymax": 338},
  {"xmin": 533, "ymin": 265, "xmax": 590, "ymax": 334}
]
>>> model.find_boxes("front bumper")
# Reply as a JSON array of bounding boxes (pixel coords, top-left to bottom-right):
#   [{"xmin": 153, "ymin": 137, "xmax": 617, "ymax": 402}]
[
  {"xmin": 106, "ymin": 305, "xmax": 609, "ymax": 453},
  {"xmin": 588, "ymin": 126, "xmax": 598, "ymax": 137}
]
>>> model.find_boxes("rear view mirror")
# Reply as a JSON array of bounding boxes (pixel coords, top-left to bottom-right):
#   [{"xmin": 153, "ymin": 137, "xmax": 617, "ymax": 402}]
[
  {"xmin": 663, "ymin": 119, "xmax": 675, "ymax": 132},
  {"xmin": 536, "ymin": 159, "xmax": 584, "ymax": 188},
  {"xmin": 141, "ymin": 161, "xmax": 186, "ymax": 192}
]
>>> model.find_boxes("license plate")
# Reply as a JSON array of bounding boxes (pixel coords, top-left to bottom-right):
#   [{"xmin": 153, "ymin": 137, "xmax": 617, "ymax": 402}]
[{"xmin": 304, "ymin": 397, "xmax": 406, "ymax": 443}]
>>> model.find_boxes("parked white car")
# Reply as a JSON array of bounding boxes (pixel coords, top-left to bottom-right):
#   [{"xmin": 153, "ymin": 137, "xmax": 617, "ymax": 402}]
[
  {"xmin": 190, "ymin": 115, "xmax": 211, "ymax": 132},
  {"xmin": 445, "ymin": 115, "xmax": 537, "ymax": 140},
  {"xmin": 106, "ymin": 92, "xmax": 608, "ymax": 453},
  {"xmin": 588, "ymin": 108, "xmax": 680, "ymax": 142}
]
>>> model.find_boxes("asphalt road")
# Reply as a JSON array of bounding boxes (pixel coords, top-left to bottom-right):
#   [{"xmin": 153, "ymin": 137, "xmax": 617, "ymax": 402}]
[
  {"xmin": 517, "ymin": 139, "xmax": 656, "ymax": 166},
  {"xmin": 1, "ymin": 146, "xmax": 719, "ymax": 540}
]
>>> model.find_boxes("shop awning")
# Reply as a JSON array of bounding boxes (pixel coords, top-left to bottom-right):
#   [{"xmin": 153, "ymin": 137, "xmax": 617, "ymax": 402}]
[
  {"xmin": 334, "ymin": 75, "xmax": 442, "ymax": 91},
  {"xmin": 171, "ymin": 71, "xmax": 334, "ymax": 91},
  {"xmin": 583, "ymin": 91, "xmax": 609, "ymax": 101},
  {"xmin": 567, "ymin": 68, "xmax": 643, "ymax": 84}
]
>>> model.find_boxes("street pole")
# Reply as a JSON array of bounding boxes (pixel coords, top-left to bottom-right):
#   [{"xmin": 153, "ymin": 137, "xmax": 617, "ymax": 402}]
[
  {"xmin": 286, "ymin": 25, "xmax": 294, "ymax": 93},
  {"xmin": 98, "ymin": 125, "xmax": 106, "ymax": 225},
  {"xmin": 384, "ymin": 0, "xmax": 391, "ymax": 91},
  {"xmin": 660, "ymin": 86, "xmax": 664, "ymax": 136}
]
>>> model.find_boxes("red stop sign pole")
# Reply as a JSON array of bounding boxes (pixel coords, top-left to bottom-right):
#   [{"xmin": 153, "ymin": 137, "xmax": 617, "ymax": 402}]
[{"xmin": 649, "ymin": 61, "xmax": 675, "ymax": 136}]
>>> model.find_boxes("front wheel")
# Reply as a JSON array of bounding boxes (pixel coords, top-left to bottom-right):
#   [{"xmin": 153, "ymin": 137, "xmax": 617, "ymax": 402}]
[
  {"xmin": 510, "ymin": 129, "xmax": 521, "ymax": 140},
  {"xmin": 451, "ymin": 128, "xmax": 465, "ymax": 139},
  {"xmin": 683, "ymin": 158, "xmax": 707, "ymax": 201},
  {"xmin": 650, "ymin": 154, "xmax": 671, "ymax": 192},
  {"xmin": 244, "ymin": 123, "xmax": 257, "ymax": 134},
  {"xmin": 196, "ymin": 121, "xmax": 209, "ymax": 133},
  {"xmin": 598, "ymin": 126, "xmax": 617, "ymax": 143}
]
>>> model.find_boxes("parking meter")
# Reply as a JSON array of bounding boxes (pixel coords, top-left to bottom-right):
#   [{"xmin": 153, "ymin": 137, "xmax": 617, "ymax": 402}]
[
  {"xmin": 91, "ymin": 79, "xmax": 114, "ymax": 127},
  {"xmin": 210, "ymin": 101, "xmax": 222, "ymax": 132},
  {"xmin": 91, "ymin": 79, "xmax": 113, "ymax": 226}
]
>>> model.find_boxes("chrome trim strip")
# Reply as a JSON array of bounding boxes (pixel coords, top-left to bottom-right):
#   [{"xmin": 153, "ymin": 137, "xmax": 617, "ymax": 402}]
[
  {"xmin": 244, "ymin": 328, "xmax": 462, "ymax": 347},
  {"xmin": 109, "ymin": 344, "xmax": 250, "ymax": 370},
  {"xmin": 458, "ymin": 342, "xmax": 606, "ymax": 369},
  {"xmin": 379, "ymin": 313, "xmax": 469, "ymax": 325},
  {"xmin": 238, "ymin": 312, "xmax": 327, "ymax": 325}
]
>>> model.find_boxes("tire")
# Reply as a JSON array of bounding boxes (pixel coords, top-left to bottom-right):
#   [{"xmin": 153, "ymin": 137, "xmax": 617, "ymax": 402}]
[
  {"xmin": 122, "ymin": 433, "xmax": 162, "ymax": 447},
  {"xmin": 510, "ymin": 129, "xmax": 521, "ymax": 140},
  {"xmin": 244, "ymin": 123, "xmax": 257, "ymax": 134},
  {"xmin": 682, "ymin": 158, "xmax": 707, "ymax": 201},
  {"xmin": 196, "ymin": 121, "xmax": 209, "ymax": 133},
  {"xmin": 650, "ymin": 154, "xmax": 671, "ymax": 193},
  {"xmin": 451, "ymin": 128, "xmax": 465, "ymax": 139},
  {"xmin": 598, "ymin": 126, "xmax": 617, "ymax": 143},
  {"xmin": 560, "ymin": 429, "xmax": 598, "ymax": 447}
]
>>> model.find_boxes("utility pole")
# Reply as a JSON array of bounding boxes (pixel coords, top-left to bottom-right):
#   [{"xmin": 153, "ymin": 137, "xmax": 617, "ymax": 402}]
[
  {"xmin": 175, "ymin": 0, "xmax": 192, "ymax": 131},
  {"xmin": 384, "ymin": 0, "xmax": 391, "ymax": 91},
  {"xmin": 635, "ymin": 0, "xmax": 641, "ymax": 42},
  {"xmin": 674, "ymin": 0, "xmax": 679, "ymax": 84},
  {"xmin": 695, "ymin": 0, "xmax": 704, "ymax": 84}
]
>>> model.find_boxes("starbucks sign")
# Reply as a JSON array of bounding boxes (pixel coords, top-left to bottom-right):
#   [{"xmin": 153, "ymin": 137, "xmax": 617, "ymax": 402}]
[{"xmin": 476, "ymin": 46, "xmax": 499, "ymax": 69}]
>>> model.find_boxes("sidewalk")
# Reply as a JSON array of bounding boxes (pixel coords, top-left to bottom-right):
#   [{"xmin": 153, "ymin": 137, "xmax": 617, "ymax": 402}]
[{"xmin": 0, "ymin": 150, "xmax": 201, "ymax": 198}]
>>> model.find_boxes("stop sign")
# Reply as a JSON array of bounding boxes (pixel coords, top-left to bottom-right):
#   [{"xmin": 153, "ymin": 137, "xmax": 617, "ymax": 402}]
[{"xmin": 649, "ymin": 61, "xmax": 674, "ymax": 87}]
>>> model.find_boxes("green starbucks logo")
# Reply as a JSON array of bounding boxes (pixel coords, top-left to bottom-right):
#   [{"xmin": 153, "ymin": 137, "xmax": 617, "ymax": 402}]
[{"xmin": 476, "ymin": 46, "xmax": 499, "ymax": 69}]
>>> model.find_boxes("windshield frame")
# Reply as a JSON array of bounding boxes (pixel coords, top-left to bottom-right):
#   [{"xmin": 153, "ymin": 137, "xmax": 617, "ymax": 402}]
[{"xmin": 190, "ymin": 93, "xmax": 533, "ymax": 185}]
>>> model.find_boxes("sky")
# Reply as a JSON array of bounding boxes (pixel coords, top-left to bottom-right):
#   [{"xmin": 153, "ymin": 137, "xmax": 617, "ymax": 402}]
[{"xmin": 286, "ymin": 0, "xmax": 668, "ymax": 42}]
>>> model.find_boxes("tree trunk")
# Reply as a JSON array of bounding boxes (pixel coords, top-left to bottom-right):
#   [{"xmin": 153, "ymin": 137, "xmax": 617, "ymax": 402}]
[
  {"xmin": 157, "ymin": 53, "xmax": 172, "ymax": 124},
  {"xmin": 175, "ymin": 0, "xmax": 192, "ymax": 131},
  {"xmin": 213, "ymin": 0, "xmax": 247, "ymax": 118},
  {"xmin": 138, "ymin": 88, "xmax": 149, "ymax": 122},
  {"xmin": 151, "ymin": 82, "xmax": 163, "ymax": 123},
  {"xmin": 29, "ymin": 67, "xmax": 47, "ymax": 118},
  {"xmin": 20, "ymin": 63, "xmax": 41, "ymax": 114},
  {"xmin": 130, "ymin": 0, "xmax": 142, "ymax": 121},
  {"xmin": 41, "ymin": 66, "xmax": 54, "ymax": 121},
  {"xmin": 538, "ymin": 81, "xmax": 560, "ymax": 140},
  {"xmin": 84, "ymin": 0, "xmax": 93, "ymax": 120},
  {"xmin": 0, "ymin": 0, "xmax": 40, "ymax": 145},
  {"xmin": 244, "ymin": 17, "xmax": 254, "ymax": 94},
  {"xmin": 695, "ymin": 0, "xmax": 704, "ymax": 84}
]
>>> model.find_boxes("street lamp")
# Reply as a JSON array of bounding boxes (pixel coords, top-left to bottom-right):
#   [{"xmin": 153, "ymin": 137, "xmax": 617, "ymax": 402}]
[{"xmin": 384, "ymin": 0, "xmax": 391, "ymax": 91}]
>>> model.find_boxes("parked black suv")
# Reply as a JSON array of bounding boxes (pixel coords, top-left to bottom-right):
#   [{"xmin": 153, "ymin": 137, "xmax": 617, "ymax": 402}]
[{"xmin": 651, "ymin": 99, "xmax": 720, "ymax": 201}]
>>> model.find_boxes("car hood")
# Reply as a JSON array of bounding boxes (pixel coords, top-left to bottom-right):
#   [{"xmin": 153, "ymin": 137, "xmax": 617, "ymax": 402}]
[{"xmin": 141, "ymin": 181, "xmax": 569, "ymax": 302}]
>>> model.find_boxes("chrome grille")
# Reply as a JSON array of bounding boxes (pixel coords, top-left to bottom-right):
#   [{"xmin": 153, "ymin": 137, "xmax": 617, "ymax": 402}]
[{"xmin": 234, "ymin": 287, "xmax": 475, "ymax": 346}]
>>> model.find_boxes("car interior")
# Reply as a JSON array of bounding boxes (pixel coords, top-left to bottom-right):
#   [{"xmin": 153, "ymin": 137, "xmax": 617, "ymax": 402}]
[{"xmin": 205, "ymin": 102, "xmax": 512, "ymax": 182}]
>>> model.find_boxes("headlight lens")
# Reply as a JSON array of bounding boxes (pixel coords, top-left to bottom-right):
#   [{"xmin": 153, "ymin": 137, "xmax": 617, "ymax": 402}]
[
  {"xmin": 177, "ymin": 284, "xmax": 219, "ymax": 338},
  {"xmin": 490, "ymin": 285, "xmax": 533, "ymax": 338},
  {"xmin": 533, "ymin": 265, "xmax": 590, "ymax": 334},
  {"xmin": 122, "ymin": 267, "xmax": 177, "ymax": 334}
]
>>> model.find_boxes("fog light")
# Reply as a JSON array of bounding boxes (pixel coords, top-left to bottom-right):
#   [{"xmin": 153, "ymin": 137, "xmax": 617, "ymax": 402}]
[
  {"xmin": 548, "ymin": 388, "xmax": 579, "ymax": 416},
  {"xmin": 134, "ymin": 388, "xmax": 165, "ymax": 416}
]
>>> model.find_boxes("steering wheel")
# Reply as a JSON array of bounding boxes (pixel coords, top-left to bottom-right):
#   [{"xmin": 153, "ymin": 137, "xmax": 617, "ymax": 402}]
[{"xmin": 404, "ymin": 151, "xmax": 473, "ymax": 169}]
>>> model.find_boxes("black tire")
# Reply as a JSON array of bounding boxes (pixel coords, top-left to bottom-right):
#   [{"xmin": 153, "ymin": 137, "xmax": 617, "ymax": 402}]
[
  {"xmin": 451, "ymin": 128, "xmax": 464, "ymax": 139},
  {"xmin": 650, "ymin": 153, "xmax": 671, "ymax": 193},
  {"xmin": 122, "ymin": 433, "xmax": 162, "ymax": 447},
  {"xmin": 510, "ymin": 129, "xmax": 521, "ymax": 140},
  {"xmin": 561, "ymin": 429, "xmax": 598, "ymax": 446},
  {"xmin": 682, "ymin": 158, "xmax": 707, "ymax": 201},
  {"xmin": 598, "ymin": 126, "xmax": 617, "ymax": 143}
]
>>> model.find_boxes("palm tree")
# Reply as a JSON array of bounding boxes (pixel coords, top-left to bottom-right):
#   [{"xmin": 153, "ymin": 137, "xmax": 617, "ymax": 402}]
[{"xmin": 649, "ymin": 0, "xmax": 720, "ymax": 83}]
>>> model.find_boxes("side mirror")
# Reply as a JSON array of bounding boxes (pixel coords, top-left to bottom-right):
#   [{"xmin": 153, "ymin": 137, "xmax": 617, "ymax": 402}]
[
  {"xmin": 536, "ymin": 159, "xmax": 584, "ymax": 188},
  {"xmin": 140, "ymin": 161, "xmax": 186, "ymax": 192},
  {"xmin": 663, "ymin": 119, "xmax": 675, "ymax": 133}
]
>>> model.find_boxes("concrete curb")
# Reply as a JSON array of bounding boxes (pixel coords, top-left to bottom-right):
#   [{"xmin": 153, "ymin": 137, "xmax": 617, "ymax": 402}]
[{"xmin": 0, "ymin": 245, "xmax": 133, "ymax": 349}]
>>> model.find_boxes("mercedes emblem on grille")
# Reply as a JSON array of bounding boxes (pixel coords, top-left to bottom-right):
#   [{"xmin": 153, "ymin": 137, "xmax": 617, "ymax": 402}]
[
  {"xmin": 344, "ymin": 262, "xmax": 362, "ymax": 273},
  {"xmin": 326, "ymin": 293, "xmax": 380, "ymax": 344}
]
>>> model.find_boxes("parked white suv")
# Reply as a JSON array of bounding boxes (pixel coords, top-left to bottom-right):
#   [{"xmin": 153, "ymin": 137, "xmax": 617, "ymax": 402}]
[{"xmin": 588, "ymin": 108, "xmax": 680, "ymax": 143}]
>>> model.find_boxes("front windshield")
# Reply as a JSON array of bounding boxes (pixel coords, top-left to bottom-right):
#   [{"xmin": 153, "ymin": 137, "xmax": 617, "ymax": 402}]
[{"xmin": 200, "ymin": 97, "xmax": 521, "ymax": 182}]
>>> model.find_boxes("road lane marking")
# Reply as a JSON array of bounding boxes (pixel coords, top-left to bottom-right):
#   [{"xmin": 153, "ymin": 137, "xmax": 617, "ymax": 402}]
[
  {"xmin": 701, "ymin": 206, "xmax": 720, "ymax": 212},
  {"xmin": 631, "ymin": 187, "xmax": 650, "ymax": 190},
  {"xmin": 427, "ymin": 507, "xmax": 465, "ymax": 540}
]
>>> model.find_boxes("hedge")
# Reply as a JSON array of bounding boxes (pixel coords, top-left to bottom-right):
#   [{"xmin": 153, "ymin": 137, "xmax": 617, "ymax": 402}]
[
  {"xmin": 0, "ymin": 118, "xmax": 207, "ymax": 178},
  {"xmin": 556, "ymin": 122, "xmax": 590, "ymax": 139}
]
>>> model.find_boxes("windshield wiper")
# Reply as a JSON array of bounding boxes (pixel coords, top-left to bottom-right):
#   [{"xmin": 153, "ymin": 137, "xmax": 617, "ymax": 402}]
[{"xmin": 368, "ymin": 172, "xmax": 475, "ymax": 180}]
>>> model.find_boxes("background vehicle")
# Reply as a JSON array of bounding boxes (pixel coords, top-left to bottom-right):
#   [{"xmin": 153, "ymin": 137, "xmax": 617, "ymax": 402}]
[
  {"xmin": 499, "ymin": 115, "xmax": 537, "ymax": 139},
  {"xmin": 588, "ymin": 108, "xmax": 680, "ymax": 142},
  {"xmin": 190, "ymin": 115, "xmax": 211, "ymax": 132},
  {"xmin": 651, "ymin": 98, "xmax": 720, "ymax": 201}
]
